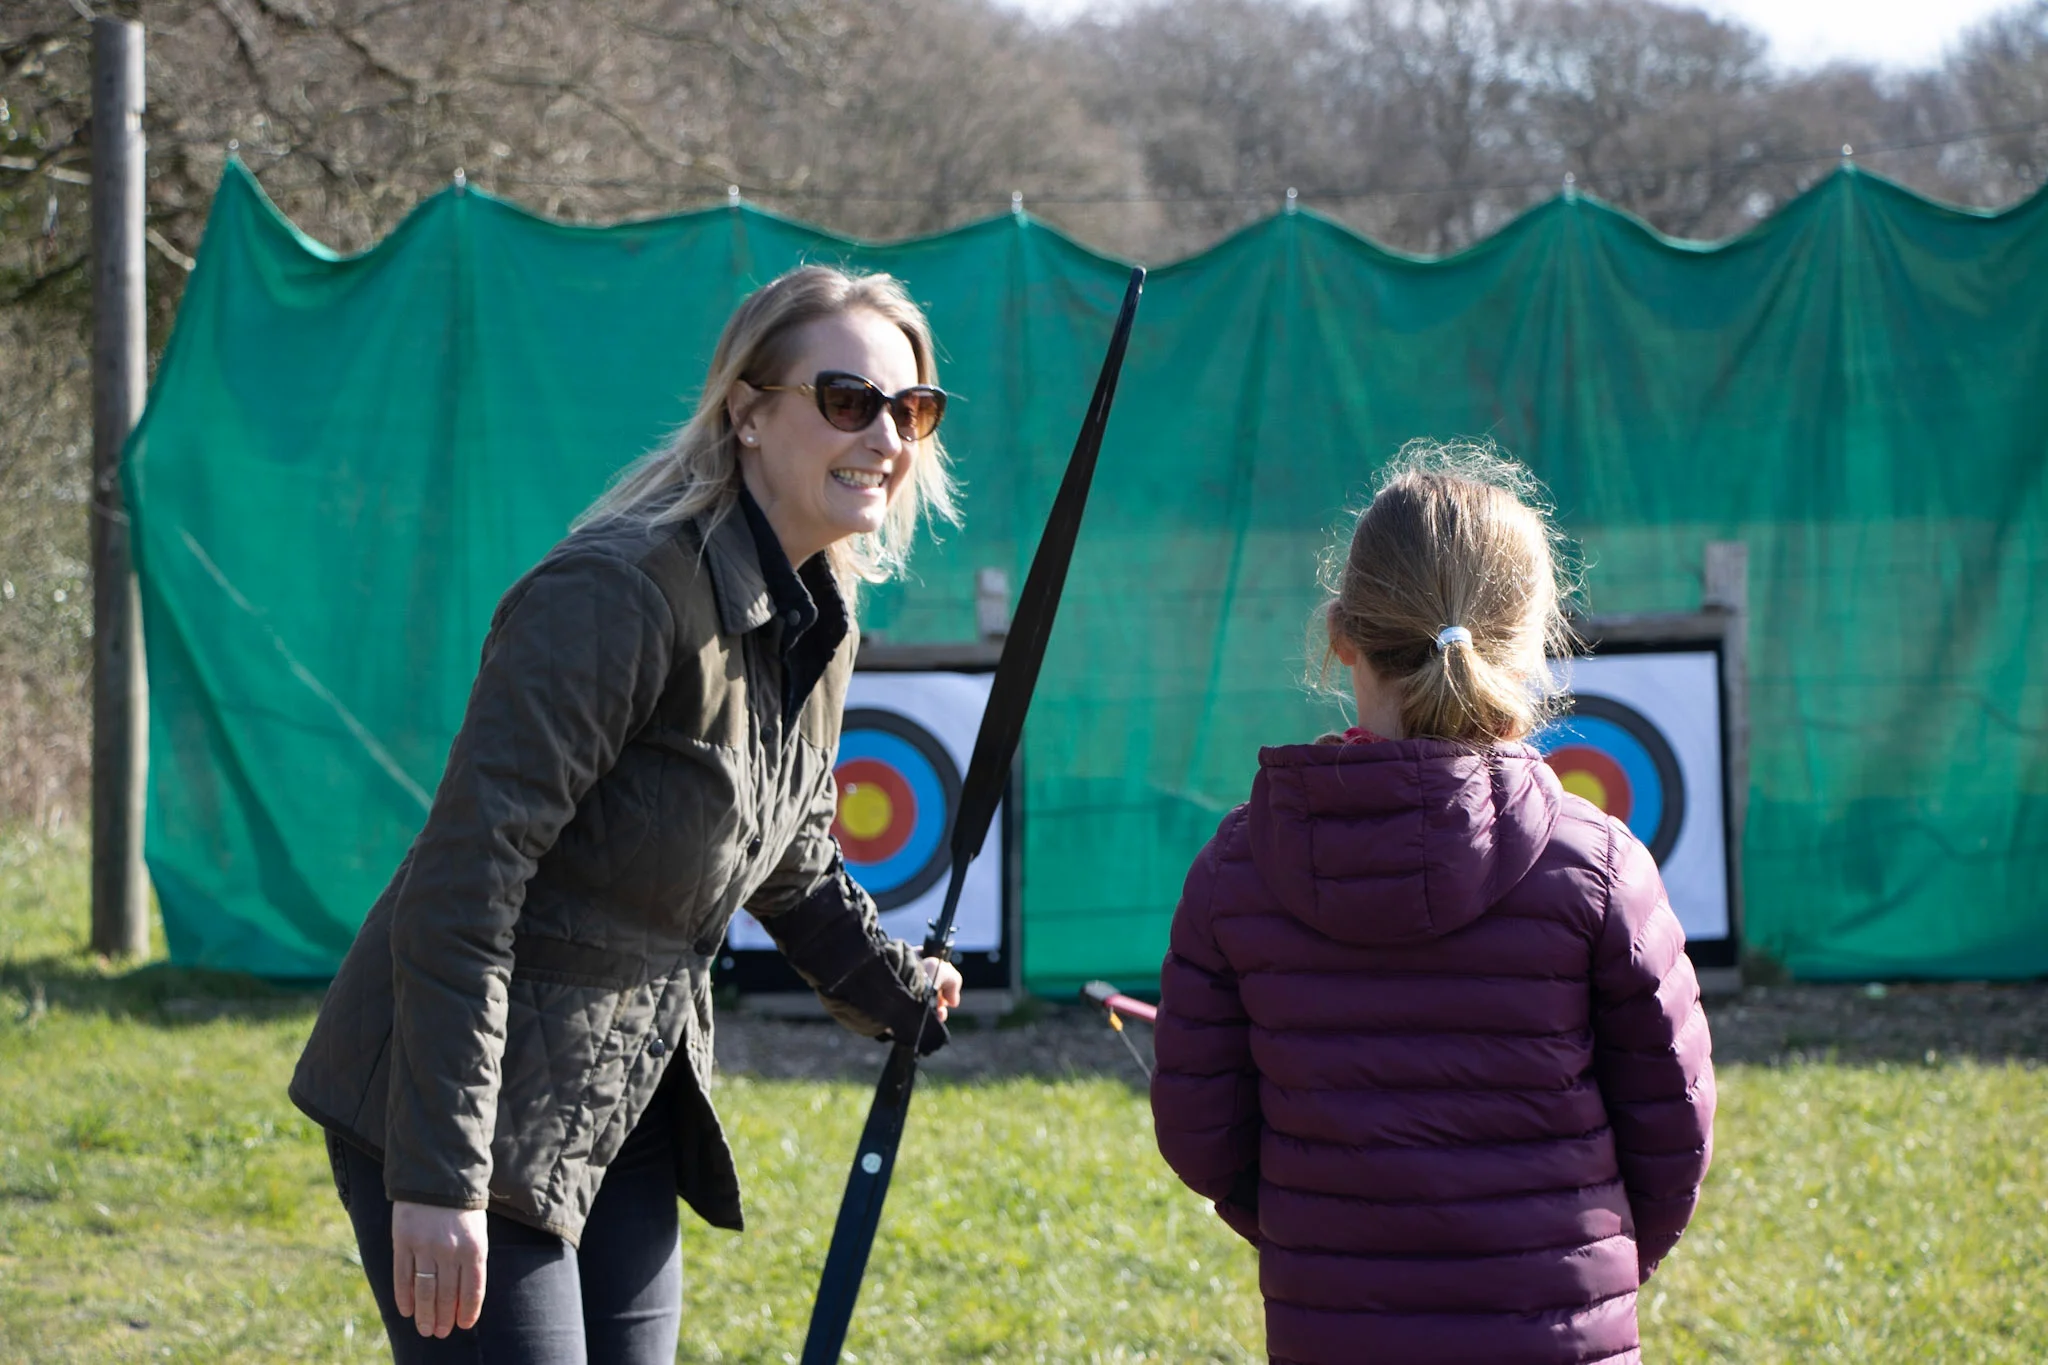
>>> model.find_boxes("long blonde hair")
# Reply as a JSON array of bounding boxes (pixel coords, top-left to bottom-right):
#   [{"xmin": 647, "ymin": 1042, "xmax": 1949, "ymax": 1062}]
[
  {"xmin": 576, "ymin": 265, "xmax": 959, "ymax": 587},
  {"xmin": 1319, "ymin": 440, "xmax": 1576, "ymax": 744}
]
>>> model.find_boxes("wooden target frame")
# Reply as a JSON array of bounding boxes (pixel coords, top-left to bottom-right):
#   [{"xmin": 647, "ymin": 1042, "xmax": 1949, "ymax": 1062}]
[{"xmin": 1569, "ymin": 549, "xmax": 1750, "ymax": 995}]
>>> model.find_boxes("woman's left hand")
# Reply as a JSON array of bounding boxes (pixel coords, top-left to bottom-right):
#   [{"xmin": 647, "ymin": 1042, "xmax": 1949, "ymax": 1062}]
[{"xmin": 919, "ymin": 957, "xmax": 964, "ymax": 1022}]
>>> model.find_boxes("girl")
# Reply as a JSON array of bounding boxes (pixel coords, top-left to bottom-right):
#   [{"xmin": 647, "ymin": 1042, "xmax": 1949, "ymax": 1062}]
[
  {"xmin": 292, "ymin": 265, "xmax": 965, "ymax": 1362},
  {"xmin": 1151, "ymin": 442, "xmax": 1714, "ymax": 1365}
]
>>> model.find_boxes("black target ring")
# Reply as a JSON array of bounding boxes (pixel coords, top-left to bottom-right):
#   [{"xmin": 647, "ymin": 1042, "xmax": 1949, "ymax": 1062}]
[
  {"xmin": 1542, "ymin": 694, "xmax": 1687, "ymax": 862},
  {"xmin": 833, "ymin": 707, "xmax": 962, "ymax": 911}
]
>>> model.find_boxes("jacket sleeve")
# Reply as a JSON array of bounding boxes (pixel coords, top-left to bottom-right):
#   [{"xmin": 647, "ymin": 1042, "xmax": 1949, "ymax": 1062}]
[
  {"xmin": 1591, "ymin": 821, "xmax": 1717, "ymax": 1281},
  {"xmin": 748, "ymin": 766, "xmax": 941, "ymax": 1053},
  {"xmin": 383, "ymin": 551, "xmax": 678, "ymax": 1209},
  {"xmin": 1150, "ymin": 810, "xmax": 1262, "ymax": 1244}
]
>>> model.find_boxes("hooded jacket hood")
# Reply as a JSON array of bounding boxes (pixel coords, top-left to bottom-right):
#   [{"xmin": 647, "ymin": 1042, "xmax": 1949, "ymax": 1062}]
[{"xmin": 1245, "ymin": 737, "xmax": 1564, "ymax": 946}]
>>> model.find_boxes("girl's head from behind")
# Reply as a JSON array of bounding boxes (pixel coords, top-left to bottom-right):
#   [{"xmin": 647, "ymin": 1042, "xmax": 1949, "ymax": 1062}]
[{"xmin": 1322, "ymin": 440, "xmax": 1574, "ymax": 745}]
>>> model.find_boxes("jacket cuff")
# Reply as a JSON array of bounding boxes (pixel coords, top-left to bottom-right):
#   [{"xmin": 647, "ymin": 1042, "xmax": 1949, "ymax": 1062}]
[
  {"xmin": 763, "ymin": 868, "xmax": 946, "ymax": 1053},
  {"xmin": 826, "ymin": 955, "xmax": 951, "ymax": 1056},
  {"xmin": 384, "ymin": 1184, "xmax": 491, "ymax": 1212}
]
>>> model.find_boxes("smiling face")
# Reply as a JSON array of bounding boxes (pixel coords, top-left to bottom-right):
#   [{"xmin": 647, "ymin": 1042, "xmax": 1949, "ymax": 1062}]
[{"xmin": 730, "ymin": 308, "xmax": 921, "ymax": 567}]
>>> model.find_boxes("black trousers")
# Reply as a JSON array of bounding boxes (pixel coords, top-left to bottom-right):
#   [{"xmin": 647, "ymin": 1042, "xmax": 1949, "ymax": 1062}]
[{"xmin": 327, "ymin": 1094, "xmax": 682, "ymax": 1364}]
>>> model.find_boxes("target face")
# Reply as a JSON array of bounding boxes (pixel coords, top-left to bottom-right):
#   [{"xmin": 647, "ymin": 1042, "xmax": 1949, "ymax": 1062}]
[
  {"xmin": 831, "ymin": 707, "xmax": 961, "ymax": 910},
  {"xmin": 1534, "ymin": 694, "xmax": 1687, "ymax": 862},
  {"xmin": 724, "ymin": 670, "xmax": 1006, "ymax": 965}
]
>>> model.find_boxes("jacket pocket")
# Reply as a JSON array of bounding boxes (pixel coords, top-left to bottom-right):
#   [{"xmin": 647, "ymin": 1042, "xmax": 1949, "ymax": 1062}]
[
  {"xmin": 641, "ymin": 730, "xmax": 749, "ymax": 918},
  {"xmin": 547, "ymin": 732, "xmax": 748, "ymax": 928},
  {"xmin": 553, "ymin": 973, "xmax": 667, "ymax": 1188},
  {"xmin": 512, "ymin": 930, "xmax": 652, "ymax": 990},
  {"xmin": 546, "ymin": 770, "xmax": 655, "ymax": 893},
  {"xmin": 587, "ymin": 965, "xmax": 699, "ymax": 1171},
  {"xmin": 495, "ymin": 971, "xmax": 624, "ymax": 1212}
]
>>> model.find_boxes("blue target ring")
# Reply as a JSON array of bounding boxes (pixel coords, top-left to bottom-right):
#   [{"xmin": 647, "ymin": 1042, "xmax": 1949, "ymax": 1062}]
[
  {"xmin": 1533, "ymin": 694, "xmax": 1686, "ymax": 861},
  {"xmin": 834, "ymin": 708, "xmax": 961, "ymax": 910}
]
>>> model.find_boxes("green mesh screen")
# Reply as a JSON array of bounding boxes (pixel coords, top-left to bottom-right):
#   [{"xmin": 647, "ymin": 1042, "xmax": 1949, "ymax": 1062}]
[{"xmin": 126, "ymin": 161, "xmax": 2048, "ymax": 987}]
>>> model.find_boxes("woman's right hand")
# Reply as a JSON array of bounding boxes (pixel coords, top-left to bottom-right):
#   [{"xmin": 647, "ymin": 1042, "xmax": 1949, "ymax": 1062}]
[{"xmin": 391, "ymin": 1200, "xmax": 489, "ymax": 1337}]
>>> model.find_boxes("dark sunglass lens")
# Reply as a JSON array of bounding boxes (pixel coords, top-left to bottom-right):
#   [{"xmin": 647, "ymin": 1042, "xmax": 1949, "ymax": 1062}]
[
  {"xmin": 895, "ymin": 391, "xmax": 944, "ymax": 440},
  {"xmin": 818, "ymin": 378, "xmax": 882, "ymax": 432}
]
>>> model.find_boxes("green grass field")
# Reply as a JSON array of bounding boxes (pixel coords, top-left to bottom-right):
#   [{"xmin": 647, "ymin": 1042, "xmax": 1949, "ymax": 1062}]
[{"xmin": 3, "ymin": 828, "xmax": 2044, "ymax": 1362}]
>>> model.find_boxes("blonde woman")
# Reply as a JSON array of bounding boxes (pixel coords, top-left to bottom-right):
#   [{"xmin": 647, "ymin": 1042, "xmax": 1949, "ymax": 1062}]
[{"xmin": 292, "ymin": 266, "xmax": 966, "ymax": 1362}]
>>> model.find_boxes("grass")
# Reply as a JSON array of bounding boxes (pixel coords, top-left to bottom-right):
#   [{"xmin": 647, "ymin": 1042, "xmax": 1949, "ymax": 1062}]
[{"xmin": 3, "ymin": 828, "xmax": 2045, "ymax": 1362}]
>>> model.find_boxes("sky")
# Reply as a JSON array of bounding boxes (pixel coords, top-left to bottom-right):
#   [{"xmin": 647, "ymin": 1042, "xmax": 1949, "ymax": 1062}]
[{"xmin": 998, "ymin": 0, "xmax": 2029, "ymax": 69}]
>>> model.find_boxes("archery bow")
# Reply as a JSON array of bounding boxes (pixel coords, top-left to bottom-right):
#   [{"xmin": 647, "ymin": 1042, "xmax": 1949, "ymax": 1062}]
[{"xmin": 798, "ymin": 265, "xmax": 1146, "ymax": 1364}]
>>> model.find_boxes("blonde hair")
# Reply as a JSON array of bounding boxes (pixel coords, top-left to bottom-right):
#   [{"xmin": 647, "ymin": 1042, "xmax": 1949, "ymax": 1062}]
[
  {"xmin": 1319, "ymin": 440, "xmax": 1576, "ymax": 744},
  {"xmin": 575, "ymin": 265, "xmax": 959, "ymax": 587}
]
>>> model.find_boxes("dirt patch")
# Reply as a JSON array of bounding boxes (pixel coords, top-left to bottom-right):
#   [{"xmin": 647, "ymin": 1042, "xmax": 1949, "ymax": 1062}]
[
  {"xmin": 1703, "ymin": 982, "xmax": 2048, "ymax": 1065},
  {"xmin": 711, "ymin": 982, "xmax": 2048, "ymax": 1085},
  {"xmin": 713, "ymin": 1006, "xmax": 1153, "ymax": 1086}
]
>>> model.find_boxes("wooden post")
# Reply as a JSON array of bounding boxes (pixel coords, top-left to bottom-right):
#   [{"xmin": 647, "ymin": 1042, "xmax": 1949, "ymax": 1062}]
[
  {"xmin": 974, "ymin": 567, "xmax": 1012, "ymax": 642},
  {"xmin": 89, "ymin": 17, "xmax": 150, "ymax": 961},
  {"xmin": 1702, "ymin": 541, "xmax": 1749, "ymax": 969}
]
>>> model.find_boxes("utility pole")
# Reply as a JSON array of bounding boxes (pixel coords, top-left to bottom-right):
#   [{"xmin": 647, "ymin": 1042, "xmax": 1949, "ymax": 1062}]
[{"xmin": 89, "ymin": 16, "xmax": 150, "ymax": 961}]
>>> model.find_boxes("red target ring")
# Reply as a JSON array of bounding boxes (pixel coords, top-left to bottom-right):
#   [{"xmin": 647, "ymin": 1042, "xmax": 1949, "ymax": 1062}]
[
  {"xmin": 832, "ymin": 757, "xmax": 917, "ymax": 864},
  {"xmin": 1545, "ymin": 744, "xmax": 1633, "ymax": 823}
]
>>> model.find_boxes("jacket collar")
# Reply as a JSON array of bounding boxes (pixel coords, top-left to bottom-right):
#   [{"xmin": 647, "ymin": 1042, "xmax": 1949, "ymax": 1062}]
[
  {"xmin": 695, "ymin": 495, "xmax": 850, "ymax": 648},
  {"xmin": 698, "ymin": 503, "xmax": 777, "ymax": 636}
]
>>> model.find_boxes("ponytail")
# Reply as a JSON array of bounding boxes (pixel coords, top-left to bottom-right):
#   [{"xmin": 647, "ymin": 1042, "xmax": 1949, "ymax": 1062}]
[{"xmin": 1317, "ymin": 440, "xmax": 1576, "ymax": 745}]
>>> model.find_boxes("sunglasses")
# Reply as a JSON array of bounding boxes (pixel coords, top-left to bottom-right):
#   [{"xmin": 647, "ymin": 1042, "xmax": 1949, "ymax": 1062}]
[{"xmin": 752, "ymin": 370, "xmax": 948, "ymax": 442}]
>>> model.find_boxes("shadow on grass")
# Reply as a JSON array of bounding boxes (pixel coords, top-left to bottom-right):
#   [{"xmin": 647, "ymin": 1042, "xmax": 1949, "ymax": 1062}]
[{"xmin": 0, "ymin": 950, "xmax": 324, "ymax": 1027}]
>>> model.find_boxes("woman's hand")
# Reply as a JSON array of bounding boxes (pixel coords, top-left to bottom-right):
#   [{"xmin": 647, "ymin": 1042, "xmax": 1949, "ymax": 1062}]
[
  {"xmin": 391, "ymin": 1200, "xmax": 489, "ymax": 1337},
  {"xmin": 919, "ymin": 957, "xmax": 964, "ymax": 1022}
]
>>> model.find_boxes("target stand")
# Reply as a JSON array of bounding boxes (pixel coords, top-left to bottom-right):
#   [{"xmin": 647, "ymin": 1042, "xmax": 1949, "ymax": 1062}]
[
  {"xmin": 1548, "ymin": 544, "xmax": 1751, "ymax": 994},
  {"xmin": 715, "ymin": 638, "xmax": 1023, "ymax": 1018}
]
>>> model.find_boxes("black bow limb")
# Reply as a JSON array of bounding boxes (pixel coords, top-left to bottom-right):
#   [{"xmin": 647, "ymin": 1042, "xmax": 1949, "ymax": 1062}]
[{"xmin": 797, "ymin": 265, "xmax": 1146, "ymax": 1365}]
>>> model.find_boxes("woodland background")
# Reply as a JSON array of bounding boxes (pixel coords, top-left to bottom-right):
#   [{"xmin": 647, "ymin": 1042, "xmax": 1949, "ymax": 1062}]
[{"xmin": 6, "ymin": 0, "xmax": 2048, "ymax": 828}]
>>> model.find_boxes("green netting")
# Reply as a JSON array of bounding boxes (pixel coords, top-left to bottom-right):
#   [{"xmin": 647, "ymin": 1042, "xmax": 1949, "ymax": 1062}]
[{"xmin": 126, "ymin": 161, "xmax": 2048, "ymax": 988}]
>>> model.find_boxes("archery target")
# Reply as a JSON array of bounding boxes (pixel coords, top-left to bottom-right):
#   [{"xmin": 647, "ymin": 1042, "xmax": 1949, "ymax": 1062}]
[
  {"xmin": 830, "ymin": 708, "xmax": 960, "ymax": 911},
  {"xmin": 726, "ymin": 670, "xmax": 1005, "ymax": 955},
  {"xmin": 1537, "ymin": 651, "xmax": 1729, "ymax": 942},
  {"xmin": 1535, "ymin": 695, "xmax": 1685, "ymax": 861}
]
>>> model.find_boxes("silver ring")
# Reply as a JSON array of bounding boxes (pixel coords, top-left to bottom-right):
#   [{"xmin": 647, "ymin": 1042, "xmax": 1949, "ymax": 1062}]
[{"xmin": 414, "ymin": 1269, "xmax": 438, "ymax": 1281}]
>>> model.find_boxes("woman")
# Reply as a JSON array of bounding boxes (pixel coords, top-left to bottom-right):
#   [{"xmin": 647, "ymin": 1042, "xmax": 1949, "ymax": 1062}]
[{"xmin": 290, "ymin": 265, "xmax": 967, "ymax": 1362}]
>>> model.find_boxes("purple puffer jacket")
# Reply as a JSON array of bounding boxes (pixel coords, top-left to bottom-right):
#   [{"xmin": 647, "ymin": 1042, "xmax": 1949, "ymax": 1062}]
[{"xmin": 1152, "ymin": 737, "xmax": 1715, "ymax": 1365}]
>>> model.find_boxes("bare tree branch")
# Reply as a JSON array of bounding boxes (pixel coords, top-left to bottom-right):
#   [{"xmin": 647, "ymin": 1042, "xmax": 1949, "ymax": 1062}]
[{"xmin": 1, "ymin": 253, "xmax": 85, "ymax": 309}]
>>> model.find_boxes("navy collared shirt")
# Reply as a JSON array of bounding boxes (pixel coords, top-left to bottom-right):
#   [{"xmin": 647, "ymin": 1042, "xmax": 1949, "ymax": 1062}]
[{"xmin": 736, "ymin": 485, "xmax": 850, "ymax": 725}]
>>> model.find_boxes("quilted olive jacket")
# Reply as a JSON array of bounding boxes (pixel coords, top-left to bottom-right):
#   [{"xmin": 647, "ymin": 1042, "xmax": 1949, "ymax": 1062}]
[{"xmin": 289, "ymin": 504, "xmax": 934, "ymax": 1245}]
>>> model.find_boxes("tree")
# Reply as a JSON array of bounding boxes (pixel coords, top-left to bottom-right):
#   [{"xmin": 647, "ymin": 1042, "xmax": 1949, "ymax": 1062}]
[
  {"xmin": 3, "ymin": 0, "xmax": 2045, "ymax": 826},
  {"xmin": 1941, "ymin": 0, "xmax": 2048, "ymax": 205}
]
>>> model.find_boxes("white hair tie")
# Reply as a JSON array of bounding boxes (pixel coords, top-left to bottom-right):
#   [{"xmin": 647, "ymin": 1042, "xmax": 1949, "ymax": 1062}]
[{"xmin": 1435, "ymin": 625, "xmax": 1472, "ymax": 650}]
